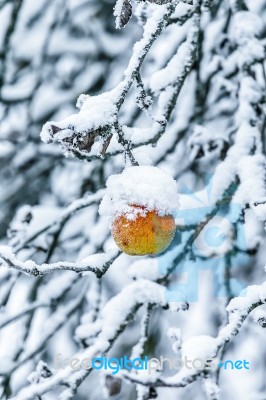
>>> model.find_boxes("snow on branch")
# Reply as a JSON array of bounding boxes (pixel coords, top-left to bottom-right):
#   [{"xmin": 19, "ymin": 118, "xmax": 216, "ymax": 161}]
[
  {"xmin": 10, "ymin": 279, "xmax": 184, "ymax": 399},
  {"xmin": 40, "ymin": 2, "xmax": 192, "ymax": 162},
  {"xmin": 120, "ymin": 280, "xmax": 266, "ymax": 388},
  {"xmin": 0, "ymin": 273, "xmax": 80, "ymax": 331},
  {"xmin": 14, "ymin": 189, "xmax": 105, "ymax": 252},
  {"xmin": 114, "ymin": 0, "xmax": 133, "ymax": 29},
  {"xmin": 150, "ymin": 15, "xmax": 199, "ymax": 94},
  {"xmin": 0, "ymin": 282, "xmax": 89, "ymax": 378},
  {"xmin": 0, "ymin": 246, "xmax": 119, "ymax": 278},
  {"xmin": 10, "ymin": 269, "xmax": 265, "ymax": 397},
  {"xmin": 40, "ymin": 90, "xmax": 119, "ymax": 158},
  {"xmin": 210, "ymin": 7, "xmax": 266, "ymax": 221},
  {"xmin": 2, "ymin": 0, "xmax": 266, "ymax": 398}
]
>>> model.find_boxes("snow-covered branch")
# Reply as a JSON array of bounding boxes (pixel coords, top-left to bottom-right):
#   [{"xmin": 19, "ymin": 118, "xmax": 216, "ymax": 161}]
[
  {"xmin": 40, "ymin": 1, "xmax": 195, "ymax": 161},
  {"xmin": 0, "ymin": 246, "xmax": 119, "ymax": 278},
  {"xmin": 10, "ymin": 280, "xmax": 183, "ymax": 399},
  {"xmin": 121, "ymin": 280, "xmax": 266, "ymax": 388},
  {"xmin": 1, "ymin": 0, "xmax": 266, "ymax": 399},
  {"xmin": 14, "ymin": 189, "xmax": 105, "ymax": 252}
]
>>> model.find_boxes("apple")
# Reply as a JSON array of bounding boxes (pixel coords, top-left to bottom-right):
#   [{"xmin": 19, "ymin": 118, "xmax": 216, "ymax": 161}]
[{"xmin": 111, "ymin": 205, "xmax": 175, "ymax": 256}]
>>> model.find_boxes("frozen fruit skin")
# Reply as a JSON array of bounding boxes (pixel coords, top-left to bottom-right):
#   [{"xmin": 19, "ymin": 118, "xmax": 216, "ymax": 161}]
[{"xmin": 111, "ymin": 210, "xmax": 176, "ymax": 256}]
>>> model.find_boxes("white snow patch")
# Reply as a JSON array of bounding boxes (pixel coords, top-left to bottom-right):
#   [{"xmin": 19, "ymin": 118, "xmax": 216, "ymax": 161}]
[
  {"xmin": 182, "ymin": 335, "xmax": 218, "ymax": 362},
  {"xmin": 231, "ymin": 11, "xmax": 263, "ymax": 44},
  {"xmin": 99, "ymin": 166, "xmax": 179, "ymax": 220},
  {"xmin": 40, "ymin": 89, "xmax": 119, "ymax": 144}
]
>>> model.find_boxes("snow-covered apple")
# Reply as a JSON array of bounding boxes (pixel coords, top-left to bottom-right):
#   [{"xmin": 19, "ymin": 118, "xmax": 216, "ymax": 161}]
[{"xmin": 99, "ymin": 166, "xmax": 179, "ymax": 255}]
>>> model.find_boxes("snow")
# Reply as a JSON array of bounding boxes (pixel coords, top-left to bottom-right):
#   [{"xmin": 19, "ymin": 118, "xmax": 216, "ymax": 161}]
[
  {"xmin": 128, "ymin": 258, "xmax": 161, "ymax": 281},
  {"xmin": 187, "ymin": 125, "xmax": 226, "ymax": 162},
  {"xmin": 27, "ymin": 361, "xmax": 52, "ymax": 384},
  {"xmin": 226, "ymin": 282, "xmax": 266, "ymax": 314},
  {"xmin": 241, "ymin": 209, "xmax": 264, "ymax": 250},
  {"xmin": 150, "ymin": 16, "xmax": 198, "ymax": 95},
  {"xmin": 210, "ymin": 75, "xmax": 265, "ymax": 210},
  {"xmin": 181, "ymin": 335, "xmax": 218, "ymax": 363},
  {"xmin": 2, "ymin": 74, "xmax": 36, "ymax": 102},
  {"xmin": 99, "ymin": 166, "xmax": 179, "ymax": 221},
  {"xmin": 167, "ymin": 327, "xmax": 182, "ymax": 354},
  {"xmin": 1, "ymin": 0, "xmax": 266, "ymax": 398},
  {"xmin": 114, "ymin": 0, "xmax": 129, "ymax": 29},
  {"xmin": 253, "ymin": 308, "xmax": 266, "ymax": 326},
  {"xmin": 0, "ymin": 245, "xmax": 117, "ymax": 276},
  {"xmin": 231, "ymin": 11, "xmax": 263, "ymax": 43},
  {"xmin": 150, "ymin": 34, "xmax": 193, "ymax": 94},
  {"xmin": 171, "ymin": 2, "xmax": 193, "ymax": 20},
  {"xmin": 236, "ymin": 155, "xmax": 266, "ymax": 221},
  {"xmin": 80, "ymin": 253, "xmax": 112, "ymax": 273},
  {"xmin": 217, "ymin": 281, "xmax": 266, "ymax": 344},
  {"xmin": 91, "ymin": 279, "xmax": 167, "ymax": 341},
  {"xmin": 40, "ymin": 89, "xmax": 120, "ymax": 144},
  {"xmin": 39, "ymin": 273, "xmax": 78, "ymax": 302},
  {"xmin": 124, "ymin": 3, "xmax": 171, "ymax": 79},
  {"xmin": 193, "ymin": 215, "xmax": 234, "ymax": 258},
  {"xmin": 0, "ymin": 141, "xmax": 15, "ymax": 158},
  {"xmin": 203, "ymin": 379, "xmax": 220, "ymax": 400}
]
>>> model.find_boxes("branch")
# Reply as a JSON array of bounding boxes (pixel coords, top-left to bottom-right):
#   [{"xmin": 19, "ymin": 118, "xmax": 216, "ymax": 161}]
[
  {"xmin": 10, "ymin": 280, "xmax": 179, "ymax": 399},
  {"xmin": 0, "ymin": 247, "xmax": 119, "ymax": 278},
  {"xmin": 15, "ymin": 189, "xmax": 105, "ymax": 252},
  {"xmin": 121, "ymin": 280, "xmax": 266, "ymax": 388},
  {"xmin": 0, "ymin": 282, "xmax": 89, "ymax": 377}
]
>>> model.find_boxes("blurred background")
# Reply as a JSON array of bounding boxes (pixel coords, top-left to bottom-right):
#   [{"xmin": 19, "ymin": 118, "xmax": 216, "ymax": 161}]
[
  {"xmin": 0, "ymin": 0, "xmax": 266, "ymax": 399},
  {"xmin": 0, "ymin": 0, "xmax": 142, "ymax": 237}
]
